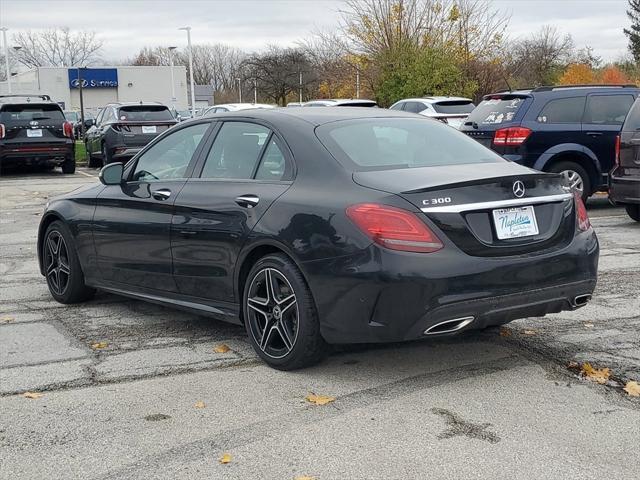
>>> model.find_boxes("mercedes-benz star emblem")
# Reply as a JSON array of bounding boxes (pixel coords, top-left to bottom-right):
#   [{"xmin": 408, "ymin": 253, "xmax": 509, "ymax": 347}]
[{"xmin": 513, "ymin": 180, "xmax": 525, "ymax": 198}]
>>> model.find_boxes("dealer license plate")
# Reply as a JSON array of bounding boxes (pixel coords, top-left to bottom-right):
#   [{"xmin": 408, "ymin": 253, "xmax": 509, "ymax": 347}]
[{"xmin": 492, "ymin": 206, "xmax": 539, "ymax": 239}]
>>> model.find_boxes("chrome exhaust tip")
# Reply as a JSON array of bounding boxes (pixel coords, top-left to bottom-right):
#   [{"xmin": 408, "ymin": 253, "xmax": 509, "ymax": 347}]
[
  {"xmin": 573, "ymin": 294, "xmax": 592, "ymax": 308},
  {"xmin": 424, "ymin": 316, "xmax": 475, "ymax": 335}
]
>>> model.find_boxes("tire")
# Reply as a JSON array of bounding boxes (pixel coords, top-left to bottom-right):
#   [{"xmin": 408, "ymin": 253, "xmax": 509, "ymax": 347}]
[
  {"xmin": 243, "ymin": 253, "xmax": 327, "ymax": 370},
  {"xmin": 43, "ymin": 221, "xmax": 95, "ymax": 304},
  {"xmin": 101, "ymin": 144, "xmax": 112, "ymax": 166},
  {"xmin": 626, "ymin": 204, "xmax": 640, "ymax": 222},
  {"xmin": 61, "ymin": 156, "xmax": 76, "ymax": 174},
  {"xmin": 547, "ymin": 161, "xmax": 591, "ymax": 202},
  {"xmin": 87, "ymin": 142, "xmax": 101, "ymax": 168}
]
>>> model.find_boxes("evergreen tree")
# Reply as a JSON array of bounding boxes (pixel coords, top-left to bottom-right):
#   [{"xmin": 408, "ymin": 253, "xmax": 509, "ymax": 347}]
[{"xmin": 624, "ymin": 0, "xmax": 640, "ymax": 63}]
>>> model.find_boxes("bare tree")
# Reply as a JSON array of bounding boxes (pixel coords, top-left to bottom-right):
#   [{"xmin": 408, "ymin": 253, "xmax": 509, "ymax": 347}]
[{"xmin": 13, "ymin": 28, "xmax": 103, "ymax": 68}]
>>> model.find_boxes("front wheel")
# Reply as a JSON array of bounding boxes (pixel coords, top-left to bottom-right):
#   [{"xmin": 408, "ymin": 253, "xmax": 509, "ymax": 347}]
[
  {"xmin": 243, "ymin": 254, "xmax": 327, "ymax": 370},
  {"xmin": 626, "ymin": 204, "xmax": 640, "ymax": 222}
]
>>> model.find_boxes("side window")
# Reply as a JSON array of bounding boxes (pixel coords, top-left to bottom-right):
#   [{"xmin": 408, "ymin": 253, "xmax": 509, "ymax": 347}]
[
  {"xmin": 200, "ymin": 122, "xmax": 270, "ymax": 179},
  {"xmin": 389, "ymin": 102, "xmax": 405, "ymax": 111},
  {"xmin": 623, "ymin": 99, "xmax": 640, "ymax": 131},
  {"xmin": 102, "ymin": 108, "xmax": 116, "ymax": 124},
  {"xmin": 131, "ymin": 122, "xmax": 210, "ymax": 182},
  {"xmin": 536, "ymin": 97, "xmax": 585, "ymax": 124},
  {"xmin": 404, "ymin": 102, "xmax": 426, "ymax": 113},
  {"xmin": 584, "ymin": 94, "xmax": 635, "ymax": 125},
  {"xmin": 94, "ymin": 108, "xmax": 105, "ymax": 126},
  {"xmin": 255, "ymin": 139, "xmax": 288, "ymax": 181}
]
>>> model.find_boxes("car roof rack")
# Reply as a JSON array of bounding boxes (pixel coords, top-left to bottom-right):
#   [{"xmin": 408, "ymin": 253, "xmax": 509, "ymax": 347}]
[
  {"xmin": 532, "ymin": 84, "xmax": 638, "ymax": 92},
  {"xmin": 0, "ymin": 94, "xmax": 52, "ymax": 102}
]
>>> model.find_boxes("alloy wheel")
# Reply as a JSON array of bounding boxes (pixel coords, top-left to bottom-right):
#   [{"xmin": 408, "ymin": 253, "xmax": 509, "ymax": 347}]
[
  {"xmin": 44, "ymin": 230, "xmax": 71, "ymax": 296},
  {"xmin": 560, "ymin": 169, "xmax": 584, "ymax": 195},
  {"xmin": 246, "ymin": 267, "xmax": 299, "ymax": 359}
]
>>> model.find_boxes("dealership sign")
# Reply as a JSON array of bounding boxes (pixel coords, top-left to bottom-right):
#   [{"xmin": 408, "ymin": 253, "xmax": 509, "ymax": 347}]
[{"xmin": 68, "ymin": 68, "xmax": 118, "ymax": 89}]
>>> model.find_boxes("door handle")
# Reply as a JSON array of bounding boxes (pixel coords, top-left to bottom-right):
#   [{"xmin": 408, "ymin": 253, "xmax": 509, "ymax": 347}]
[
  {"xmin": 152, "ymin": 188, "xmax": 172, "ymax": 201},
  {"xmin": 235, "ymin": 194, "xmax": 260, "ymax": 208},
  {"xmin": 585, "ymin": 132, "xmax": 603, "ymax": 137}
]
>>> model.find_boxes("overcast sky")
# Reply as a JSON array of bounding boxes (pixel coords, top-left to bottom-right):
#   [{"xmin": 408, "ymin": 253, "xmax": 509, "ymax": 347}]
[{"xmin": 0, "ymin": 0, "xmax": 631, "ymax": 62}]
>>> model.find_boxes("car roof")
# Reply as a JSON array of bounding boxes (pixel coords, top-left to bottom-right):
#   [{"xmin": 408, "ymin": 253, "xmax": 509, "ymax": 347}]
[
  {"xmin": 396, "ymin": 96, "xmax": 473, "ymax": 103},
  {"xmin": 305, "ymin": 99, "xmax": 377, "ymax": 106},
  {"xmin": 104, "ymin": 102, "xmax": 168, "ymax": 108},
  {"xmin": 484, "ymin": 84, "xmax": 640, "ymax": 100}
]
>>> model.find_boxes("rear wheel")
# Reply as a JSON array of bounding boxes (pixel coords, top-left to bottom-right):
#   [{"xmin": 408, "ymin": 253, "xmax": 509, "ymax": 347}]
[
  {"xmin": 87, "ymin": 142, "xmax": 101, "ymax": 168},
  {"xmin": 243, "ymin": 254, "xmax": 327, "ymax": 370},
  {"xmin": 101, "ymin": 144, "xmax": 112, "ymax": 166},
  {"xmin": 548, "ymin": 161, "xmax": 591, "ymax": 202},
  {"xmin": 43, "ymin": 221, "xmax": 95, "ymax": 304},
  {"xmin": 61, "ymin": 156, "xmax": 76, "ymax": 174},
  {"xmin": 626, "ymin": 204, "xmax": 640, "ymax": 222}
]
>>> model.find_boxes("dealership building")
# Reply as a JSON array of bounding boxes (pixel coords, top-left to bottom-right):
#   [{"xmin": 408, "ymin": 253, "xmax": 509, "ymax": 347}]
[{"xmin": 0, "ymin": 66, "xmax": 190, "ymax": 113}]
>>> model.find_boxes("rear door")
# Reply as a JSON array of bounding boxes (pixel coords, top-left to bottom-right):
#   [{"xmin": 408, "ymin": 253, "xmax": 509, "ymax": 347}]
[
  {"xmin": 171, "ymin": 120, "xmax": 294, "ymax": 303},
  {"xmin": 582, "ymin": 93, "xmax": 635, "ymax": 184}
]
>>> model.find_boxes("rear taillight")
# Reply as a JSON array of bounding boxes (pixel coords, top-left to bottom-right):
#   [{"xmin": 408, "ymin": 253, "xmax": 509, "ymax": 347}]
[
  {"xmin": 0, "ymin": 123, "xmax": 5, "ymax": 139},
  {"xmin": 493, "ymin": 127, "xmax": 531, "ymax": 146},
  {"xmin": 574, "ymin": 191, "xmax": 591, "ymax": 232},
  {"xmin": 614, "ymin": 134, "xmax": 621, "ymax": 167},
  {"xmin": 63, "ymin": 121, "xmax": 74, "ymax": 139},
  {"xmin": 346, "ymin": 203, "xmax": 443, "ymax": 253}
]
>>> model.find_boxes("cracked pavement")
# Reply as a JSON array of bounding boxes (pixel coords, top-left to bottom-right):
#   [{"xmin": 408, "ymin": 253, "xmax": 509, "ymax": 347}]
[{"xmin": 0, "ymin": 169, "xmax": 638, "ymax": 479}]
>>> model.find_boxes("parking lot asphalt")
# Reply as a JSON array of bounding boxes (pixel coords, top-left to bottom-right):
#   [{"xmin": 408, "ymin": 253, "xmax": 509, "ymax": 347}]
[{"xmin": 1, "ymin": 168, "xmax": 638, "ymax": 479}]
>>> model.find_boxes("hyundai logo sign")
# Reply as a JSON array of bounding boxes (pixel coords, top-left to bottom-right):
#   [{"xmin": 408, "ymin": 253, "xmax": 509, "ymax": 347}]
[{"xmin": 68, "ymin": 68, "xmax": 118, "ymax": 89}]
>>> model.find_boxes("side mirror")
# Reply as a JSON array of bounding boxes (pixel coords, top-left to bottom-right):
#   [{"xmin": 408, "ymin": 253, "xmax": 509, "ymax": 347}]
[
  {"xmin": 99, "ymin": 162, "xmax": 124, "ymax": 185},
  {"xmin": 85, "ymin": 119, "xmax": 95, "ymax": 128}
]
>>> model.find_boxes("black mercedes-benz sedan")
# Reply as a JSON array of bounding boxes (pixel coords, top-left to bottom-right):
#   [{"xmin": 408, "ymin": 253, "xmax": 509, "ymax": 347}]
[{"xmin": 38, "ymin": 108, "xmax": 599, "ymax": 369}]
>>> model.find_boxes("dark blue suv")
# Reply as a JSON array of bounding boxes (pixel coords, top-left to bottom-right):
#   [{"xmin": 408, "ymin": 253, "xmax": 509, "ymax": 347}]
[{"xmin": 460, "ymin": 85, "xmax": 639, "ymax": 200}]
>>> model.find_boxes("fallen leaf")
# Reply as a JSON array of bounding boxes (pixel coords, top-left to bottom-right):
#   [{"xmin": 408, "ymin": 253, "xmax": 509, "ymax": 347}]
[
  {"xmin": 305, "ymin": 393, "xmax": 336, "ymax": 406},
  {"xmin": 583, "ymin": 322, "xmax": 594, "ymax": 328},
  {"xmin": 213, "ymin": 344, "xmax": 231, "ymax": 353},
  {"xmin": 91, "ymin": 341, "xmax": 108, "ymax": 350},
  {"xmin": 623, "ymin": 381, "xmax": 640, "ymax": 397},
  {"xmin": 219, "ymin": 453, "xmax": 232, "ymax": 464},
  {"xmin": 499, "ymin": 327, "xmax": 511, "ymax": 337},
  {"xmin": 194, "ymin": 400, "xmax": 206, "ymax": 409},
  {"xmin": 522, "ymin": 329, "xmax": 537, "ymax": 335},
  {"xmin": 581, "ymin": 363, "xmax": 611, "ymax": 385},
  {"xmin": 295, "ymin": 476, "xmax": 317, "ymax": 480},
  {"xmin": 23, "ymin": 391, "xmax": 44, "ymax": 399},
  {"xmin": 0, "ymin": 316, "xmax": 15, "ymax": 323}
]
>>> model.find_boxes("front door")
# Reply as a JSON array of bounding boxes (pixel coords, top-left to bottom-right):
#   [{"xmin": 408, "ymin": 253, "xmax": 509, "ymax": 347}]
[
  {"xmin": 171, "ymin": 120, "xmax": 294, "ymax": 303},
  {"xmin": 92, "ymin": 121, "xmax": 212, "ymax": 292}
]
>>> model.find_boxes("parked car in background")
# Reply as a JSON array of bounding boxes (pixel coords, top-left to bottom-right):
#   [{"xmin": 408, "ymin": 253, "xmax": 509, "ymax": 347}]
[
  {"xmin": 389, "ymin": 97, "xmax": 476, "ymax": 129},
  {"xmin": 173, "ymin": 109, "xmax": 194, "ymax": 122},
  {"xmin": 84, "ymin": 102, "xmax": 177, "ymax": 168},
  {"xmin": 460, "ymin": 84, "xmax": 639, "ymax": 200},
  {"xmin": 64, "ymin": 110, "xmax": 95, "ymax": 139},
  {"xmin": 303, "ymin": 99, "xmax": 378, "ymax": 107},
  {"xmin": 1, "ymin": 94, "xmax": 75, "ymax": 173},
  {"xmin": 38, "ymin": 108, "xmax": 597, "ymax": 370},
  {"xmin": 611, "ymin": 98, "xmax": 640, "ymax": 221},
  {"xmin": 203, "ymin": 103, "xmax": 274, "ymax": 116},
  {"xmin": 286, "ymin": 102, "xmax": 305, "ymax": 107}
]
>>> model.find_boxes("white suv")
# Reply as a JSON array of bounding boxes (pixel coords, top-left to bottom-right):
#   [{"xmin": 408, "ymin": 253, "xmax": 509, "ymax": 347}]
[{"xmin": 389, "ymin": 97, "xmax": 475, "ymax": 129}]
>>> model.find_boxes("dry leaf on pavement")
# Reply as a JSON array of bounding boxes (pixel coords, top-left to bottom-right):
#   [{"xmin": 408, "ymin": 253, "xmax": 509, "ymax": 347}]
[
  {"xmin": 219, "ymin": 453, "xmax": 232, "ymax": 464},
  {"xmin": 295, "ymin": 476, "xmax": 317, "ymax": 480},
  {"xmin": 213, "ymin": 344, "xmax": 231, "ymax": 353},
  {"xmin": 522, "ymin": 329, "xmax": 537, "ymax": 335},
  {"xmin": 23, "ymin": 391, "xmax": 44, "ymax": 399},
  {"xmin": 583, "ymin": 322, "xmax": 594, "ymax": 328},
  {"xmin": 194, "ymin": 401, "xmax": 206, "ymax": 409},
  {"xmin": 581, "ymin": 363, "xmax": 611, "ymax": 384},
  {"xmin": 91, "ymin": 341, "xmax": 108, "ymax": 350},
  {"xmin": 623, "ymin": 381, "xmax": 640, "ymax": 397},
  {"xmin": 0, "ymin": 316, "xmax": 15, "ymax": 323},
  {"xmin": 499, "ymin": 327, "xmax": 511, "ymax": 337},
  {"xmin": 305, "ymin": 393, "xmax": 336, "ymax": 406}
]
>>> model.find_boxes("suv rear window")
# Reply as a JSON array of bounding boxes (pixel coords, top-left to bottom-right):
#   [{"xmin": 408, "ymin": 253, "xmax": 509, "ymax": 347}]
[
  {"xmin": 583, "ymin": 94, "xmax": 635, "ymax": 125},
  {"xmin": 0, "ymin": 104, "xmax": 65, "ymax": 122},
  {"xmin": 432, "ymin": 100, "xmax": 475, "ymax": 114},
  {"xmin": 316, "ymin": 118, "xmax": 502, "ymax": 171},
  {"xmin": 622, "ymin": 98, "xmax": 640, "ymax": 131},
  {"xmin": 117, "ymin": 106, "xmax": 174, "ymax": 122},
  {"xmin": 466, "ymin": 96, "xmax": 527, "ymax": 125}
]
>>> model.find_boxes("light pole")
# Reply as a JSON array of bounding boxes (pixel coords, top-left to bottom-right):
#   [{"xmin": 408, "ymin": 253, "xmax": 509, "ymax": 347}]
[
  {"xmin": 253, "ymin": 78, "xmax": 257, "ymax": 104},
  {"xmin": 298, "ymin": 71, "xmax": 302, "ymax": 103},
  {"xmin": 179, "ymin": 27, "xmax": 196, "ymax": 116},
  {"xmin": 168, "ymin": 46, "xmax": 177, "ymax": 111},
  {"xmin": 1, "ymin": 27, "xmax": 10, "ymax": 94},
  {"xmin": 236, "ymin": 78, "xmax": 242, "ymax": 103},
  {"xmin": 77, "ymin": 67, "xmax": 87, "ymax": 139},
  {"xmin": 356, "ymin": 67, "xmax": 360, "ymax": 99}
]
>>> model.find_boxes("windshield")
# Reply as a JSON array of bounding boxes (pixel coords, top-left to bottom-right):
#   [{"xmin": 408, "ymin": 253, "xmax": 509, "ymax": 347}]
[
  {"xmin": 118, "ymin": 106, "xmax": 174, "ymax": 122},
  {"xmin": 433, "ymin": 100, "xmax": 475, "ymax": 114},
  {"xmin": 316, "ymin": 117, "xmax": 502, "ymax": 171},
  {"xmin": 465, "ymin": 96, "xmax": 527, "ymax": 126},
  {"xmin": 0, "ymin": 104, "xmax": 65, "ymax": 122}
]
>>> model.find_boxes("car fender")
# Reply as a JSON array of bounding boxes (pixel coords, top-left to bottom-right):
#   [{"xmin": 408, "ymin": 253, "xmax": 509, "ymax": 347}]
[{"xmin": 533, "ymin": 143, "xmax": 602, "ymax": 180}]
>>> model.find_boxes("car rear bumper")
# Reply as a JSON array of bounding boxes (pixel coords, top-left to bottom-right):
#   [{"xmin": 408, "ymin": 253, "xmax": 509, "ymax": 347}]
[
  {"xmin": 303, "ymin": 229, "xmax": 599, "ymax": 344},
  {"xmin": 609, "ymin": 167, "xmax": 640, "ymax": 204},
  {"xmin": 0, "ymin": 142, "xmax": 74, "ymax": 166},
  {"xmin": 111, "ymin": 147, "xmax": 142, "ymax": 159}
]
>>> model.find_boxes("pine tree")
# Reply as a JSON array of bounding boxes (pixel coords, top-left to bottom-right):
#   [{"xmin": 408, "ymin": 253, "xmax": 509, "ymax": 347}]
[{"xmin": 624, "ymin": 0, "xmax": 640, "ymax": 62}]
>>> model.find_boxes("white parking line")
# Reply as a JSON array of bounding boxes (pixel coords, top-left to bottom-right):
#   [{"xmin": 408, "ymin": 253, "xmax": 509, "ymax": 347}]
[{"xmin": 77, "ymin": 170, "xmax": 97, "ymax": 178}]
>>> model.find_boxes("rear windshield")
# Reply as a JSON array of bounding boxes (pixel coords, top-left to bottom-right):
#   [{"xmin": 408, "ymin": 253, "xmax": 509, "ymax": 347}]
[
  {"xmin": 433, "ymin": 100, "xmax": 475, "ymax": 114},
  {"xmin": 466, "ymin": 96, "xmax": 527, "ymax": 125},
  {"xmin": 316, "ymin": 118, "xmax": 502, "ymax": 171},
  {"xmin": 337, "ymin": 102, "xmax": 378, "ymax": 107},
  {"xmin": 0, "ymin": 104, "xmax": 65, "ymax": 122},
  {"xmin": 623, "ymin": 99, "xmax": 640, "ymax": 131},
  {"xmin": 118, "ymin": 106, "xmax": 174, "ymax": 122}
]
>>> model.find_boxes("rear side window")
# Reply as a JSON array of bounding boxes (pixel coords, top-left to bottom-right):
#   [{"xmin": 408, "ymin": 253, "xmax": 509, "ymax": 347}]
[
  {"xmin": 118, "ymin": 106, "xmax": 174, "ymax": 122},
  {"xmin": 316, "ymin": 118, "xmax": 502, "ymax": 171},
  {"xmin": 432, "ymin": 101, "xmax": 475, "ymax": 114},
  {"xmin": 583, "ymin": 94, "xmax": 635, "ymax": 125},
  {"xmin": 403, "ymin": 102, "xmax": 427, "ymax": 113},
  {"xmin": 0, "ymin": 104, "xmax": 65, "ymax": 122},
  {"xmin": 536, "ymin": 97, "xmax": 585, "ymax": 124},
  {"xmin": 623, "ymin": 99, "xmax": 640, "ymax": 131},
  {"xmin": 389, "ymin": 102, "xmax": 404, "ymax": 111},
  {"xmin": 465, "ymin": 96, "xmax": 526, "ymax": 125}
]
